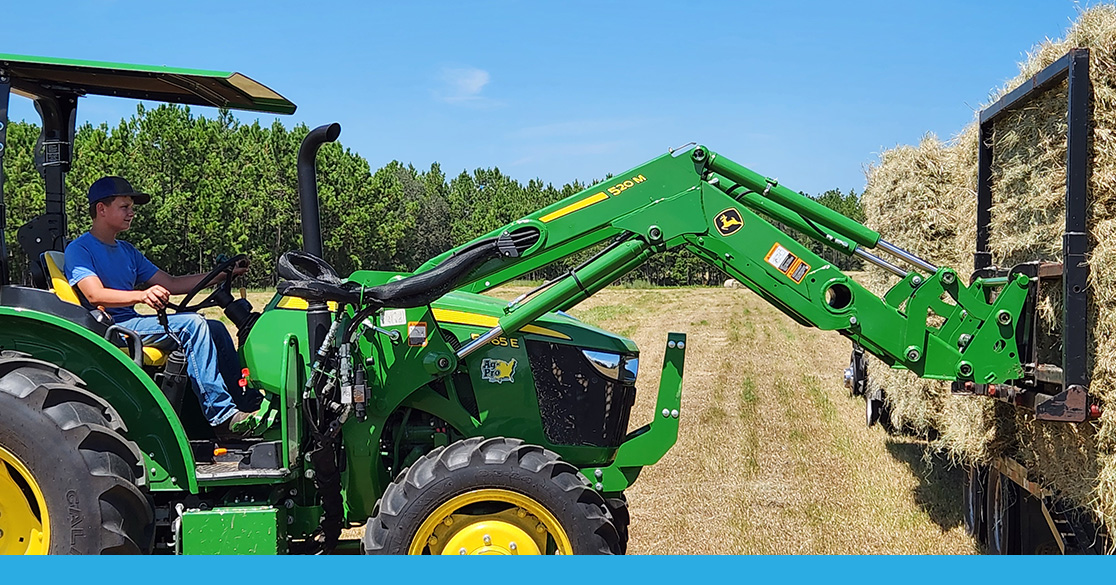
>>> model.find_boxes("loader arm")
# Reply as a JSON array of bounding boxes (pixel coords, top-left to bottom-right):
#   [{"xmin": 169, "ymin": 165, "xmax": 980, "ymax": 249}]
[{"xmin": 421, "ymin": 145, "xmax": 1027, "ymax": 385}]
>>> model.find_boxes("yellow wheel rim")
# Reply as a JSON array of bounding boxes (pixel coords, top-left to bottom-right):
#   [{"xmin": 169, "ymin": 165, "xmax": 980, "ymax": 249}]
[
  {"xmin": 408, "ymin": 488, "xmax": 572, "ymax": 555},
  {"xmin": 0, "ymin": 444, "xmax": 50, "ymax": 554}
]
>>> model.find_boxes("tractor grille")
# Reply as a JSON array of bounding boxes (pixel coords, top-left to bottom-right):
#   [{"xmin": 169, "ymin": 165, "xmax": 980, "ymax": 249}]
[{"xmin": 526, "ymin": 341, "xmax": 636, "ymax": 448}]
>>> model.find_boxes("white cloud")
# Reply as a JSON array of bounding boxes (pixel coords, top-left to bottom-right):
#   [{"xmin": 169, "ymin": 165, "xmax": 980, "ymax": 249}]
[{"xmin": 439, "ymin": 67, "xmax": 491, "ymax": 104}]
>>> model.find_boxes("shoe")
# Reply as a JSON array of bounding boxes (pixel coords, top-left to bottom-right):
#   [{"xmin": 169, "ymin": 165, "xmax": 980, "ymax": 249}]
[{"xmin": 215, "ymin": 409, "xmax": 259, "ymax": 440}]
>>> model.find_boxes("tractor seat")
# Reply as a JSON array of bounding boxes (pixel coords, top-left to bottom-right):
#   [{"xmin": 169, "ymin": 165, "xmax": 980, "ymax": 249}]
[{"xmin": 41, "ymin": 250, "xmax": 168, "ymax": 367}]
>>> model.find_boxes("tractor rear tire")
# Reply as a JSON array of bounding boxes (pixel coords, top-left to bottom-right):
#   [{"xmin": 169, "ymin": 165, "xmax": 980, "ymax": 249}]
[
  {"xmin": 362, "ymin": 437, "xmax": 620, "ymax": 555},
  {"xmin": 0, "ymin": 351, "xmax": 153, "ymax": 554}
]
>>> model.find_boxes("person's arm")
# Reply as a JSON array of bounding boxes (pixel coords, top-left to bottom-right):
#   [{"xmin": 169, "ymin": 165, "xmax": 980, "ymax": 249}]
[
  {"xmin": 146, "ymin": 260, "xmax": 249, "ymax": 296},
  {"xmin": 75, "ymin": 274, "xmax": 170, "ymax": 309}
]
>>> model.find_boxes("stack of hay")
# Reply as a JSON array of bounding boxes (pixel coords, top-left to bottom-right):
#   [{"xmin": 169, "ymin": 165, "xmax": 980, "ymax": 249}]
[{"xmin": 860, "ymin": 5, "xmax": 1116, "ymax": 538}]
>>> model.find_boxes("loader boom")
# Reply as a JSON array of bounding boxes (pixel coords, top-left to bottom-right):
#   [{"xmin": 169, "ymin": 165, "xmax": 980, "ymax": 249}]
[{"xmin": 423, "ymin": 145, "xmax": 1028, "ymax": 385}]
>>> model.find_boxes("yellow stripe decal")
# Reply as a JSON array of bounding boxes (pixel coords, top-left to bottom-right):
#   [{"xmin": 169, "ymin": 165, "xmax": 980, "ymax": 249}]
[
  {"xmin": 275, "ymin": 297, "xmax": 338, "ymax": 311},
  {"xmin": 432, "ymin": 308, "xmax": 571, "ymax": 340},
  {"xmin": 275, "ymin": 302, "xmax": 570, "ymax": 340},
  {"xmin": 539, "ymin": 192, "xmax": 608, "ymax": 223}
]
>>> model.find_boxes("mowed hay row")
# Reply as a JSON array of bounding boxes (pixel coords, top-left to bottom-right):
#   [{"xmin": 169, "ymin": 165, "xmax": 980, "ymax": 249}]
[{"xmin": 860, "ymin": 5, "xmax": 1116, "ymax": 540}]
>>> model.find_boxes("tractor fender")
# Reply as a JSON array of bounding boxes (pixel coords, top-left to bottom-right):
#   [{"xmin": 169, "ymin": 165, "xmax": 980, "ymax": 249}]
[{"xmin": 0, "ymin": 306, "xmax": 197, "ymax": 493}]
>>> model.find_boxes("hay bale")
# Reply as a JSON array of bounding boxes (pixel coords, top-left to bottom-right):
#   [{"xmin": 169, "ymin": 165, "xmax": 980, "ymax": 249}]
[{"xmin": 859, "ymin": 5, "xmax": 1116, "ymax": 539}]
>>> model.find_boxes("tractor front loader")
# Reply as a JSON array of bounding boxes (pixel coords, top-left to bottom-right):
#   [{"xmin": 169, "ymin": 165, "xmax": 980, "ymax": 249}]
[{"xmin": 0, "ymin": 54, "xmax": 1034, "ymax": 555}]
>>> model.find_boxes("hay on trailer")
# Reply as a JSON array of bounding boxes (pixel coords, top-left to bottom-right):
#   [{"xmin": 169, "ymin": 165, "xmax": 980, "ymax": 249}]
[{"xmin": 859, "ymin": 5, "xmax": 1116, "ymax": 543}]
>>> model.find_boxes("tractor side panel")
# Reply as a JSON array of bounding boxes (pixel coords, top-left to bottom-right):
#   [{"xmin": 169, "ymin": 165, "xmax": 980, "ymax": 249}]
[{"xmin": 0, "ymin": 307, "xmax": 197, "ymax": 492}]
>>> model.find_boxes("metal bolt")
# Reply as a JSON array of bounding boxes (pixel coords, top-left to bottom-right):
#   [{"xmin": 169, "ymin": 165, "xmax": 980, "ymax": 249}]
[
  {"xmin": 958, "ymin": 334, "xmax": 972, "ymax": 348},
  {"xmin": 151, "ymin": 467, "xmax": 157, "ymax": 475},
  {"xmin": 595, "ymin": 482, "xmax": 604, "ymax": 491},
  {"xmin": 594, "ymin": 469, "xmax": 603, "ymax": 479},
  {"xmin": 284, "ymin": 499, "xmax": 295, "ymax": 509},
  {"xmin": 437, "ymin": 357, "xmax": 450, "ymax": 369},
  {"xmin": 517, "ymin": 508, "xmax": 527, "ymax": 518},
  {"xmin": 906, "ymin": 347, "xmax": 921, "ymax": 362},
  {"xmin": 662, "ymin": 408, "xmax": 670, "ymax": 418},
  {"xmin": 911, "ymin": 275, "xmax": 923, "ymax": 287},
  {"xmin": 941, "ymin": 271, "xmax": 956, "ymax": 285},
  {"xmin": 849, "ymin": 316, "xmax": 858, "ymax": 326},
  {"xmin": 649, "ymin": 226, "xmax": 662, "ymax": 240},
  {"xmin": 510, "ymin": 542, "xmax": 518, "ymax": 553},
  {"xmin": 428, "ymin": 535, "xmax": 438, "ymax": 546},
  {"xmin": 959, "ymin": 363, "xmax": 974, "ymax": 377},
  {"xmin": 677, "ymin": 341, "xmax": 685, "ymax": 349},
  {"xmin": 483, "ymin": 534, "xmax": 492, "ymax": 545},
  {"xmin": 459, "ymin": 547, "xmax": 468, "ymax": 555},
  {"xmin": 287, "ymin": 516, "xmax": 294, "ymax": 525},
  {"xmin": 997, "ymin": 310, "xmax": 1012, "ymax": 326},
  {"xmin": 536, "ymin": 523, "xmax": 547, "ymax": 534},
  {"xmin": 668, "ymin": 340, "xmax": 676, "ymax": 349},
  {"xmin": 304, "ymin": 469, "xmax": 316, "ymax": 479},
  {"xmin": 444, "ymin": 516, "xmax": 454, "ymax": 526},
  {"xmin": 671, "ymin": 409, "xmax": 679, "ymax": 418}
]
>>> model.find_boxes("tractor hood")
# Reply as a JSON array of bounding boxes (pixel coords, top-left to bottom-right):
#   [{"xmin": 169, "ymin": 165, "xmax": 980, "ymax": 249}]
[
  {"xmin": 0, "ymin": 53, "xmax": 295, "ymax": 115},
  {"xmin": 429, "ymin": 289, "xmax": 639, "ymax": 355}
]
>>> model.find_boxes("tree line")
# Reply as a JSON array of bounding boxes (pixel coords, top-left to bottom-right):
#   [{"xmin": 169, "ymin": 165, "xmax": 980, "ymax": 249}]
[{"xmin": 2, "ymin": 104, "xmax": 862, "ymax": 289}]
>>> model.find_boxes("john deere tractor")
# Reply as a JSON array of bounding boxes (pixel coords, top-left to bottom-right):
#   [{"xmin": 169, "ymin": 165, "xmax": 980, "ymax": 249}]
[{"xmin": 0, "ymin": 55, "xmax": 1034, "ymax": 555}]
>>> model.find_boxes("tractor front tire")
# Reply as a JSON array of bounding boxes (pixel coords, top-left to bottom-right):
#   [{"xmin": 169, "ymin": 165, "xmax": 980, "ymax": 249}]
[
  {"xmin": 362, "ymin": 437, "xmax": 620, "ymax": 555},
  {"xmin": 0, "ymin": 351, "xmax": 153, "ymax": 554},
  {"xmin": 604, "ymin": 495, "xmax": 630, "ymax": 554}
]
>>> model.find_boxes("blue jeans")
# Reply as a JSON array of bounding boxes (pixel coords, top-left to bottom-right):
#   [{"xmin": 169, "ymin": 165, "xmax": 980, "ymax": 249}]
[{"xmin": 118, "ymin": 314, "xmax": 259, "ymax": 426}]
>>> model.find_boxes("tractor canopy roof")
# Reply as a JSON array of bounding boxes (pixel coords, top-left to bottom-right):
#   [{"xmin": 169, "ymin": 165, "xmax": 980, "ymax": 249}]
[{"xmin": 0, "ymin": 53, "xmax": 296, "ymax": 115}]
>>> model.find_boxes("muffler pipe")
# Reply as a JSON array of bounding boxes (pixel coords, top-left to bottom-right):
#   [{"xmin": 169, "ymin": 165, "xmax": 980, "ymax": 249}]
[{"xmin": 297, "ymin": 123, "xmax": 341, "ymax": 259}]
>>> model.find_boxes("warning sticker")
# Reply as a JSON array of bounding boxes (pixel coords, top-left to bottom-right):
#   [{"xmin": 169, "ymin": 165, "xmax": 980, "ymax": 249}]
[
  {"xmin": 380, "ymin": 309, "xmax": 407, "ymax": 327},
  {"xmin": 789, "ymin": 259, "xmax": 810, "ymax": 283},
  {"xmin": 765, "ymin": 243, "xmax": 810, "ymax": 283},
  {"xmin": 765, "ymin": 244, "xmax": 797, "ymax": 273},
  {"xmin": 408, "ymin": 321, "xmax": 428, "ymax": 347}
]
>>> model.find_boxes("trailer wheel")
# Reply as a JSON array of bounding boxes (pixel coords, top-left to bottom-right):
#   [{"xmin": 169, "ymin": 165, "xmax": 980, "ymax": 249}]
[
  {"xmin": 986, "ymin": 468, "xmax": 1019, "ymax": 554},
  {"xmin": 362, "ymin": 437, "xmax": 620, "ymax": 555},
  {"xmin": 0, "ymin": 351, "xmax": 153, "ymax": 555},
  {"xmin": 962, "ymin": 464, "xmax": 986, "ymax": 543}
]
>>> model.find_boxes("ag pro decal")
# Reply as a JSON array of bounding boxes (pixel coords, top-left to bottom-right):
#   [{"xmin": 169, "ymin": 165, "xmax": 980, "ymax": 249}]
[
  {"xmin": 715, "ymin": 208, "xmax": 744, "ymax": 236},
  {"xmin": 480, "ymin": 358, "xmax": 517, "ymax": 384}
]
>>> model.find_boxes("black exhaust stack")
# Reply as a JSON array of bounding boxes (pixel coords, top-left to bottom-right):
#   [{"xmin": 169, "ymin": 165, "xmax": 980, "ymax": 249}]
[
  {"xmin": 296, "ymin": 123, "xmax": 341, "ymax": 368},
  {"xmin": 297, "ymin": 123, "xmax": 341, "ymax": 258}
]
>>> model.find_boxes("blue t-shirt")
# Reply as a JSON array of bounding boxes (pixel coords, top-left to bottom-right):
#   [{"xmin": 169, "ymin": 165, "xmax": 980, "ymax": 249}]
[{"xmin": 65, "ymin": 231, "xmax": 160, "ymax": 321}]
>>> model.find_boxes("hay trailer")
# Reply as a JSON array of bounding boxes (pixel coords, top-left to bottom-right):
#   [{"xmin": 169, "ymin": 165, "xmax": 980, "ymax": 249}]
[{"xmin": 849, "ymin": 49, "xmax": 1109, "ymax": 555}]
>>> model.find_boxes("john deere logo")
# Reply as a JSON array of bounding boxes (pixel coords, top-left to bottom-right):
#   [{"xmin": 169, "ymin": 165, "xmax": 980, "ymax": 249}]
[
  {"xmin": 715, "ymin": 208, "xmax": 744, "ymax": 236},
  {"xmin": 480, "ymin": 358, "xmax": 517, "ymax": 384}
]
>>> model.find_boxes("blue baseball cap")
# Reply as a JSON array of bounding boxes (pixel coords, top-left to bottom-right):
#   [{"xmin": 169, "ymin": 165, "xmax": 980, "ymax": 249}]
[{"xmin": 87, "ymin": 176, "xmax": 151, "ymax": 206}]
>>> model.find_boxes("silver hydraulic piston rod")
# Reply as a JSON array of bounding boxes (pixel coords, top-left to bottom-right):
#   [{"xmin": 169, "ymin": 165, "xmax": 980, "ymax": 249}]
[
  {"xmin": 854, "ymin": 248, "xmax": 908, "ymax": 278},
  {"xmin": 876, "ymin": 239, "xmax": 938, "ymax": 274}
]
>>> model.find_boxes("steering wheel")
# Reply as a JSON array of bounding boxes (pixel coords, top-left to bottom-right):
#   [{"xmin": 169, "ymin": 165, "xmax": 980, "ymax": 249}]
[{"xmin": 165, "ymin": 253, "xmax": 247, "ymax": 313}]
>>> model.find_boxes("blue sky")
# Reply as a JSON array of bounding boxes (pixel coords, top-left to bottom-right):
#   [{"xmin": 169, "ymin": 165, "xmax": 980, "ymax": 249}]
[{"xmin": 3, "ymin": 0, "xmax": 1104, "ymax": 196}]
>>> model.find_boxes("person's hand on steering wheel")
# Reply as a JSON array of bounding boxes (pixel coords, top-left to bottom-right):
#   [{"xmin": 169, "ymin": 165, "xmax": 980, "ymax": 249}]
[
  {"xmin": 167, "ymin": 253, "xmax": 249, "ymax": 313},
  {"xmin": 205, "ymin": 256, "xmax": 250, "ymax": 286}
]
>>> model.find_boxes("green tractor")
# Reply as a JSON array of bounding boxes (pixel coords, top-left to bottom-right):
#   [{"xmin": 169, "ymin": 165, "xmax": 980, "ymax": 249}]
[
  {"xmin": 0, "ymin": 55, "xmax": 681, "ymax": 555},
  {"xmin": 0, "ymin": 55, "xmax": 1035, "ymax": 555}
]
